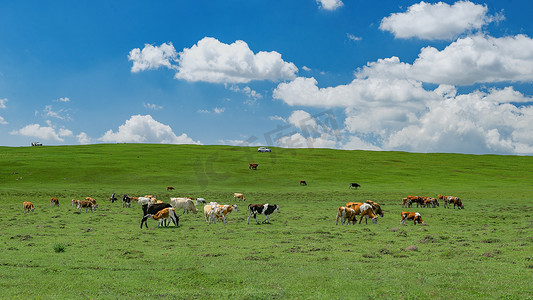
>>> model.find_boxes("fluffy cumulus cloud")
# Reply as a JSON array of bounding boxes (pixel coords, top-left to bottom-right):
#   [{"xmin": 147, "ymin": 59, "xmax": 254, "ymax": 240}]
[
  {"xmin": 273, "ymin": 76, "xmax": 437, "ymax": 108},
  {"xmin": 271, "ymin": 110, "xmax": 342, "ymax": 149},
  {"xmin": 0, "ymin": 98, "xmax": 7, "ymax": 125},
  {"xmin": 99, "ymin": 115, "xmax": 201, "ymax": 145},
  {"xmin": 380, "ymin": 1, "xmax": 501, "ymax": 40},
  {"xmin": 175, "ymin": 37, "xmax": 298, "ymax": 83},
  {"xmin": 128, "ymin": 43, "xmax": 178, "ymax": 73},
  {"xmin": 384, "ymin": 88, "xmax": 533, "ymax": 154},
  {"xmin": 10, "ymin": 122, "xmax": 72, "ymax": 142},
  {"xmin": 356, "ymin": 35, "xmax": 533, "ymax": 86},
  {"xmin": 316, "ymin": 0, "xmax": 343, "ymax": 11},
  {"xmin": 276, "ymin": 75, "xmax": 533, "ymax": 154},
  {"xmin": 77, "ymin": 132, "xmax": 91, "ymax": 144}
]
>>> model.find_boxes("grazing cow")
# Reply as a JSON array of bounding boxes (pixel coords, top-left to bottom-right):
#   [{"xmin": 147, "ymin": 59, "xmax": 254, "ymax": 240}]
[
  {"xmin": 336, "ymin": 207, "xmax": 357, "ymax": 225},
  {"xmin": 209, "ymin": 204, "xmax": 238, "ymax": 225},
  {"xmin": 137, "ymin": 197, "xmax": 153, "ymax": 206},
  {"xmin": 167, "ymin": 186, "xmax": 175, "ymax": 191},
  {"xmin": 247, "ymin": 204, "xmax": 280, "ymax": 224},
  {"xmin": 170, "ymin": 197, "xmax": 198, "ymax": 214},
  {"xmin": 85, "ymin": 197, "xmax": 97, "ymax": 205},
  {"xmin": 365, "ymin": 200, "xmax": 384, "ymax": 217},
  {"xmin": 143, "ymin": 207, "xmax": 179, "ymax": 228},
  {"xmin": 195, "ymin": 198, "xmax": 207, "ymax": 205},
  {"xmin": 203, "ymin": 204, "xmax": 219, "ymax": 223},
  {"xmin": 400, "ymin": 211, "xmax": 424, "ymax": 225},
  {"xmin": 402, "ymin": 197, "xmax": 410, "ymax": 208},
  {"xmin": 122, "ymin": 194, "xmax": 131, "ymax": 208},
  {"xmin": 299, "ymin": 180, "xmax": 307, "ymax": 186},
  {"xmin": 23, "ymin": 202, "xmax": 34, "ymax": 214},
  {"xmin": 233, "ymin": 193, "xmax": 246, "ymax": 201},
  {"xmin": 249, "ymin": 163, "xmax": 258, "ymax": 170},
  {"xmin": 345, "ymin": 202, "xmax": 378, "ymax": 224},
  {"xmin": 110, "ymin": 193, "xmax": 118, "ymax": 203},
  {"xmin": 444, "ymin": 196, "xmax": 464, "ymax": 209},
  {"xmin": 140, "ymin": 203, "xmax": 173, "ymax": 228},
  {"xmin": 77, "ymin": 200, "xmax": 98, "ymax": 213},
  {"xmin": 50, "ymin": 197, "xmax": 59, "ymax": 207},
  {"xmin": 349, "ymin": 183, "xmax": 361, "ymax": 189},
  {"xmin": 423, "ymin": 197, "xmax": 439, "ymax": 208},
  {"xmin": 71, "ymin": 199, "xmax": 79, "ymax": 207},
  {"xmin": 407, "ymin": 196, "xmax": 425, "ymax": 208},
  {"xmin": 358, "ymin": 203, "xmax": 378, "ymax": 224}
]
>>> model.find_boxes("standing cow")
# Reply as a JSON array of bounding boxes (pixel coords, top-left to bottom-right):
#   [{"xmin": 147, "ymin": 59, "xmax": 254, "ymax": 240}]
[{"xmin": 247, "ymin": 204, "xmax": 280, "ymax": 224}]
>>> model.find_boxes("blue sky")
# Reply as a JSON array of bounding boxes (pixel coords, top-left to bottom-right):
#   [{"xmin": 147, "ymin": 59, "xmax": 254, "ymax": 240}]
[{"xmin": 1, "ymin": 0, "xmax": 532, "ymax": 154}]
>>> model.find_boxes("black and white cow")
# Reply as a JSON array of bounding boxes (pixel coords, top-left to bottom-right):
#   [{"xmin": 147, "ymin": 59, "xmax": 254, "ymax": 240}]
[
  {"xmin": 140, "ymin": 203, "xmax": 172, "ymax": 228},
  {"xmin": 349, "ymin": 183, "xmax": 361, "ymax": 189},
  {"xmin": 122, "ymin": 194, "xmax": 131, "ymax": 208},
  {"xmin": 247, "ymin": 203, "xmax": 280, "ymax": 224},
  {"xmin": 110, "ymin": 192, "xmax": 118, "ymax": 203}
]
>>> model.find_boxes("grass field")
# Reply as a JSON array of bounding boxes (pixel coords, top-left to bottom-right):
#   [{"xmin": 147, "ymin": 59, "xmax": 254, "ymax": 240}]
[{"xmin": 0, "ymin": 144, "xmax": 532, "ymax": 299}]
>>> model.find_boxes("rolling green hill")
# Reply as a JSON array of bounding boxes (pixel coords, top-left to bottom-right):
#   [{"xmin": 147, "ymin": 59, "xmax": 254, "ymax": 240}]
[
  {"xmin": 0, "ymin": 144, "xmax": 531, "ymax": 299},
  {"xmin": 1, "ymin": 143, "xmax": 531, "ymax": 197}
]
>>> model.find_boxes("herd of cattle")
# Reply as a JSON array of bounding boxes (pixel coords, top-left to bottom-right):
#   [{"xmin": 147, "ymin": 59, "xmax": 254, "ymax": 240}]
[
  {"xmin": 21, "ymin": 192, "xmax": 281, "ymax": 229},
  {"xmin": 21, "ymin": 191, "xmax": 464, "ymax": 228},
  {"xmin": 336, "ymin": 194, "xmax": 465, "ymax": 226}
]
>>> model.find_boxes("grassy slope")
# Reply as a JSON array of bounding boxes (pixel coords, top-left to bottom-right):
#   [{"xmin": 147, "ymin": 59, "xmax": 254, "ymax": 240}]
[{"xmin": 0, "ymin": 144, "xmax": 532, "ymax": 299}]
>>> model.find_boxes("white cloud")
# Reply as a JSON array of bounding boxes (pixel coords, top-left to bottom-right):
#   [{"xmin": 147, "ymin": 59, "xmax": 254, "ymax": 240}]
[
  {"xmin": 0, "ymin": 98, "xmax": 6, "ymax": 125},
  {"xmin": 383, "ymin": 88, "xmax": 533, "ymax": 154},
  {"xmin": 227, "ymin": 85, "xmax": 263, "ymax": 100},
  {"xmin": 276, "ymin": 132, "xmax": 338, "ymax": 149},
  {"xmin": 274, "ymin": 72, "xmax": 533, "ymax": 154},
  {"xmin": 56, "ymin": 97, "xmax": 70, "ymax": 102},
  {"xmin": 198, "ymin": 107, "xmax": 226, "ymax": 114},
  {"xmin": 342, "ymin": 135, "xmax": 382, "ymax": 151},
  {"xmin": 99, "ymin": 115, "xmax": 201, "ymax": 145},
  {"xmin": 213, "ymin": 107, "xmax": 225, "ymax": 114},
  {"xmin": 273, "ymin": 76, "xmax": 436, "ymax": 108},
  {"xmin": 42, "ymin": 105, "xmax": 71, "ymax": 120},
  {"xmin": 144, "ymin": 103, "xmax": 163, "ymax": 110},
  {"xmin": 302, "ymin": 66, "xmax": 311, "ymax": 71},
  {"xmin": 409, "ymin": 34, "xmax": 533, "ymax": 85},
  {"xmin": 128, "ymin": 43, "xmax": 178, "ymax": 73},
  {"xmin": 355, "ymin": 35, "xmax": 533, "ymax": 86},
  {"xmin": 347, "ymin": 33, "xmax": 362, "ymax": 41},
  {"xmin": 175, "ymin": 37, "xmax": 298, "ymax": 83},
  {"xmin": 77, "ymin": 132, "xmax": 91, "ymax": 144},
  {"xmin": 380, "ymin": 1, "xmax": 502, "ymax": 40},
  {"xmin": 269, "ymin": 115, "xmax": 286, "ymax": 122},
  {"xmin": 288, "ymin": 110, "xmax": 318, "ymax": 130},
  {"xmin": 10, "ymin": 123, "xmax": 72, "ymax": 142},
  {"xmin": 317, "ymin": 0, "xmax": 343, "ymax": 11}
]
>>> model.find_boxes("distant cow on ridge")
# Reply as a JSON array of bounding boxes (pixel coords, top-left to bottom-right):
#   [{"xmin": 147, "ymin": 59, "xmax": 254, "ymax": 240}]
[{"xmin": 349, "ymin": 183, "xmax": 361, "ymax": 189}]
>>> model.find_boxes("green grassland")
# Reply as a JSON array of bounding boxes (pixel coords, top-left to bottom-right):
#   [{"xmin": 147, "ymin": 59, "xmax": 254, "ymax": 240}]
[{"xmin": 0, "ymin": 144, "xmax": 532, "ymax": 299}]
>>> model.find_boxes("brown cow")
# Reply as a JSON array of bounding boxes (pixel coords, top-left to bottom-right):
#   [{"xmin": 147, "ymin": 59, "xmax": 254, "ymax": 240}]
[
  {"xmin": 400, "ymin": 211, "xmax": 424, "ymax": 225},
  {"xmin": 50, "ymin": 197, "xmax": 59, "ymax": 207},
  {"xmin": 233, "ymin": 193, "xmax": 246, "ymax": 201},
  {"xmin": 345, "ymin": 202, "xmax": 378, "ymax": 224},
  {"xmin": 77, "ymin": 200, "xmax": 98, "ymax": 213},
  {"xmin": 300, "ymin": 180, "xmax": 307, "ymax": 186},
  {"xmin": 249, "ymin": 163, "xmax": 258, "ymax": 170},
  {"xmin": 336, "ymin": 206, "xmax": 357, "ymax": 225},
  {"xmin": 23, "ymin": 202, "xmax": 34, "ymax": 214},
  {"xmin": 443, "ymin": 196, "xmax": 464, "ymax": 209},
  {"xmin": 167, "ymin": 186, "xmax": 175, "ymax": 191},
  {"xmin": 365, "ymin": 200, "xmax": 384, "ymax": 217}
]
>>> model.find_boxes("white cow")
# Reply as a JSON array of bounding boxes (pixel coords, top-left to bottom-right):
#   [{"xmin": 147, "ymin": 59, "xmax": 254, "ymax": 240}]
[{"xmin": 170, "ymin": 197, "xmax": 198, "ymax": 214}]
